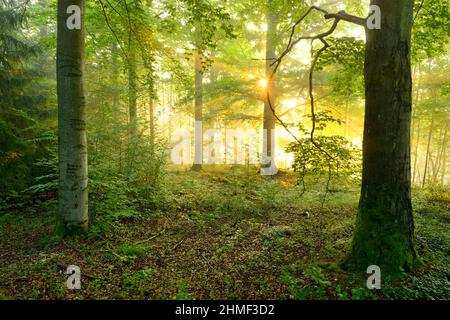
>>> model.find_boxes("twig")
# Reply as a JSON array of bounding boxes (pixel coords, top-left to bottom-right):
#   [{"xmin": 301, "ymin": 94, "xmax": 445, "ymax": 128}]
[
  {"xmin": 264, "ymin": 6, "xmax": 365, "ymax": 198},
  {"xmin": 266, "ymin": 7, "xmax": 364, "ymax": 160},
  {"xmin": 413, "ymin": 0, "xmax": 426, "ymax": 23},
  {"xmin": 97, "ymin": 0, "xmax": 129, "ymax": 60},
  {"xmin": 172, "ymin": 239, "xmax": 184, "ymax": 250}
]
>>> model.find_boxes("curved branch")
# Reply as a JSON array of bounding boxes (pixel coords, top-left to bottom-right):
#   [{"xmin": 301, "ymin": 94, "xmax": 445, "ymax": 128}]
[
  {"xmin": 309, "ymin": 37, "xmax": 335, "ymax": 160},
  {"xmin": 266, "ymin": 7, "xmax": 365, "ymax": 161}
]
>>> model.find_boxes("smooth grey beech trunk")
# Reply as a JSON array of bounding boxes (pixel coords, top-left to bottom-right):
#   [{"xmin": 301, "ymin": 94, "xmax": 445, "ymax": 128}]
[
  {"xmin": 262, "ymin": 0, "xmax": 279, "ymax": 169},
  {"xmin": 350, "ymin": 0, "xmax": 416, "ymax": 274},
  {"xmin": 57, "ymin": 0, "xmax": 88, "ymax": 231}
]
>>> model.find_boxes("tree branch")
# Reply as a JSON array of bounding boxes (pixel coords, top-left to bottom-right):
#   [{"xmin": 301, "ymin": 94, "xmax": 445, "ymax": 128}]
[
  {"xmin": 324, "ymin": 10, "xmax": 366, "ymax": 26},
  {"xmin": 265, "ymin": 6, "xmax": 365, "ymax": 162}
]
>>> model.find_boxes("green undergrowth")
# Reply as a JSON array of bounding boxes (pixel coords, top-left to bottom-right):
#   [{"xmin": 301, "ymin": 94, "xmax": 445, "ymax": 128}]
[{"xmin": 0, "ymin": 169, "xmax": 448, "ymax": 300}]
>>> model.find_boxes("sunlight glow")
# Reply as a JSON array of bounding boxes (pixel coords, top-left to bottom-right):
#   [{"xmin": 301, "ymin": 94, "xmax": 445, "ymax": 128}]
[
  {"xmin": 352, "ymin": 137, "xmax": 363, "ymax": 148},
  {"xmin": 246, "ymin": 22, "xmax": 257, "ymax": 31},
  {"xmin": 282, "ymin": 98, "xmax": 297, "ymax": 108},
  {"xmin": 259, "ymin": 79, "xmax": 268, "ymax": 88}
]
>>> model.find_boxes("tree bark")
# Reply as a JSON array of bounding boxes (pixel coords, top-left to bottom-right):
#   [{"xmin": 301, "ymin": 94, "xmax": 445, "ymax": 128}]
[
  {"xmin": 262, "ymin": 0, "xmax": 278, "ymax": 171},
  {"xmin": 441, "ymin": 125, "xmax": 448, "ymax": 185},
  {"xmin": 111, "ymin": 45, "xmax": 120, "ymax": 114},
  {"xmin": 422, "ymin": 108, "xmax": 435, "ymax": 188},
  {"xmin": 39, "ymin": 0, "xmax": 48, "ymax": 37},
  {"xmin": 127, "ymin": 50, "xmax": 137, "ymax": 174},
  {"xmin": 57, "ymin": 0, "xmax": 88, "ymax": 232},
  {"xmin": 435, "ymin": 125, "xmax": 447, "ymax": 183},
  {"xmin": 431, "ymin": 127, "xmax": 443, "ymax": 182},
  {"xmin": 128, "ymin": 51, "xmax": 137, "ymax": 137},
  {"xmin": 349, "ymin": 0, "xmax": 416, "ymax": 274},
  {"xmin": 412, "ymin": 118, "xmax": 421, "ymax": 184},
  {"xmin": 149, "ymin": 88, "xmax": 155, "ymax": 155}
]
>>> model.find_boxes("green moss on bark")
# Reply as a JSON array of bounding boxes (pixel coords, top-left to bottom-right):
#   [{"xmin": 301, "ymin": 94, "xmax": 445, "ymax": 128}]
[{"xmin": 346, "ymin": 192, "xmax": 417, "ymax": 276}]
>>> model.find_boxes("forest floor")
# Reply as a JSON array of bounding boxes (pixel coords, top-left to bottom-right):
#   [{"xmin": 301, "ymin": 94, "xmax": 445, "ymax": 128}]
[{"xmin": 0, "ymin": 169, "xmax": 449, "ymax": 300}]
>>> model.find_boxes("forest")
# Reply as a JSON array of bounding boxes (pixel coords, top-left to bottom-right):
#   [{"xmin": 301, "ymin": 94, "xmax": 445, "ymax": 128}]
[{"xmin": 0, "ymin": 0, "xmax": 449, "ymax": 301}]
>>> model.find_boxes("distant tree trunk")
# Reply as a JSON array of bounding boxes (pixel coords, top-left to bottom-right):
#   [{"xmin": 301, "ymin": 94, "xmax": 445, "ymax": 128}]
[
  {"xmin": 349, "ymin": 0, "xmax": 416, "ymax": 274},
  {"xmin": 344, "ymin": 98, "xmax": 349, "ymax": 139},
  {"xmin": 192, "ymin": 49, "xmax": 203, "ymax": 171},
  {"xmin": 39, "ymin": 0, "xmax": 48, "ymax": 37},
  {"xmin": 262, "ymin": 0, "xmax": 279, "ymax": 172},
  {"xmin": 111, "ymin": 46, "xmax": 120, "ymax": 113},
  {"xmin": 431, "ymin": 127, "xmax": 443, "ymax": 182},
  {"xmin": 110, "ymin": 45, "xmax": 123, "ymax": 173},
  {"xmin": 441, "ymin": 126, "xmax": 448, "ymax": 185},
  {"xmin": 412, "ymin": 118, "xmax": 421, "ymax": 184},
  {"xmin": 149, "ymin": 89, "xmax": 155, "ymax": 155},
  {"xmin": 422, "ymin": 108, "xmax": 435, "ymax": 188},
  {"xmin": 410, "ymin": 63, "xmax": 421, "ymax": 145},
  {"xmin": 168, "ymin": 82, "xmax": 173, "ymax": 141},
  {"xmin": 434, "ymin": 125, "xmax": 447, "ymax": 182},
  {"xmin": 127, "ymin": 50, "xmax": 137, "ymax": 173},
  {"xmin": 57, "ymin": 0, "xmax": 88, "ymax": 232},
  {"xmin": 128, "ymin": 51, "xmax": 137, "ymax": 137}
]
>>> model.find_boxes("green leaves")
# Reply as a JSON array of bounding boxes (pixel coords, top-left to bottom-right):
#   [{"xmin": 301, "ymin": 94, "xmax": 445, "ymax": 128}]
[
  {"xmin": 286, "ymin": 111, "xmax": 361, "ymax": 190},
  {"xmin": 412, "ymin": 0, "xmax": 450, "ymax": 61},
  {"xmin": 316, "ymin": 37, "xmax": 365, "ymax": 98}
]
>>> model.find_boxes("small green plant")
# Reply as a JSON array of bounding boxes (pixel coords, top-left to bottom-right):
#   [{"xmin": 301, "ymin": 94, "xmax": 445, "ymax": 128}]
[
  {"xmin": 176, "ymin": 282, "xmax": 193, "ymax": 300},
  {"xmin": 351, "ymin": 287, "xmax": 373, "ymax": 300},
  {"xmin": 119, "ymin": 244, "xmax": 148, "ymax": 257},
  {"xmin": 0, "ymin": 213, "xmax": 13, "ymax": 225},
  {"xmin": 335, "ymin": 285, "xmax": 350, "ymax": 300}
]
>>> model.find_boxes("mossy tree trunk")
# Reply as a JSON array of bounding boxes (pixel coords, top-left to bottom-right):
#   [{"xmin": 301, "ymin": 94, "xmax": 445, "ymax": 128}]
[
  {"xmin": 350, "ymin": 0, "xmax": 416, "ymax": 274},
  {"xmin": 57, "ymin": 0, "xmax": 88, "ymax": 232}
]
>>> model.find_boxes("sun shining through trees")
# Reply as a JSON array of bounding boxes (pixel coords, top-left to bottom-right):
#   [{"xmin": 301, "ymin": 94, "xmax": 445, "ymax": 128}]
[
  {"xmin": 259, "ymin": 78, "xmax": 268, "ymax": 88},
  {"xmin": 0, "ymin": 0, "xmax": 449, "ymax": 302}
]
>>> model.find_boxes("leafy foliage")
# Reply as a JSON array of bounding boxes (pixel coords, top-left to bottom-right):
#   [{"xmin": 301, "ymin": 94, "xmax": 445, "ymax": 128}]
[
  {"xmin": 286, "ymin": 111, "xmax": 361, "ymax": 192},
  {"xmin": 0, "ymin": 3, "xmax": 52, "ymax": 195}
]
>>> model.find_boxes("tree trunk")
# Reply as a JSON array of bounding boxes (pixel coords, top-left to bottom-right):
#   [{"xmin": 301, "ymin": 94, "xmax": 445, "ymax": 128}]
[
  {"xmin": 344, "ymin": 98, "xmax": 349, "ymax": 139},
  {"xmin": 441, "ymin": 125, "xmax": 448, "ymax": 185},
  {"xmin": 111, "ymin": 45, "xmax": 122, "ymax": 173},
  {"xmin": 192, "ymin": 50, "xmax": 203, "ymax": 171},
  {"xmin": 168, "ymin": 82, "xmax": 173, "ymax": 141},
  {"xmin": 422, "ymin": 108, "xmax": 434, "ymax": 188},
  {"xmin": 111, "ymin": 46, "xmax": 120, "ymax": 114},
  {"xmin": 431, "ymin": 127, "xmax": 443, "ymax": 182},
  {"xmin": 262, "ymin": 0, "xmax": 278, "ymax": 172},
  {"xmin": 435, "ymin": 125, "xmax": 447, "ymax": 183},
  {"xmin": 57, "ymin": 0, "xmax": 88, "ymax": 232},
  {"xmin": 127, "ymin": 51, "xmax": 137, "ymax": 174},
  {"xmin": 39, "ymin": 0, "xmax": 48, "ymax": 37},
  {"xmin": 349, "ymin": 0, "xmax": 416, "ymax": 274},
  {"xmin": 149, "ymin": 89, "xmax": 155, "ymax": 155},
  {"xmin": 412, "ymin": 118, "xmax": 421, "ymax": 184},
  {"xmin": 128, "ymin": 51, "xmax": 137, "ymax": 137}
]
